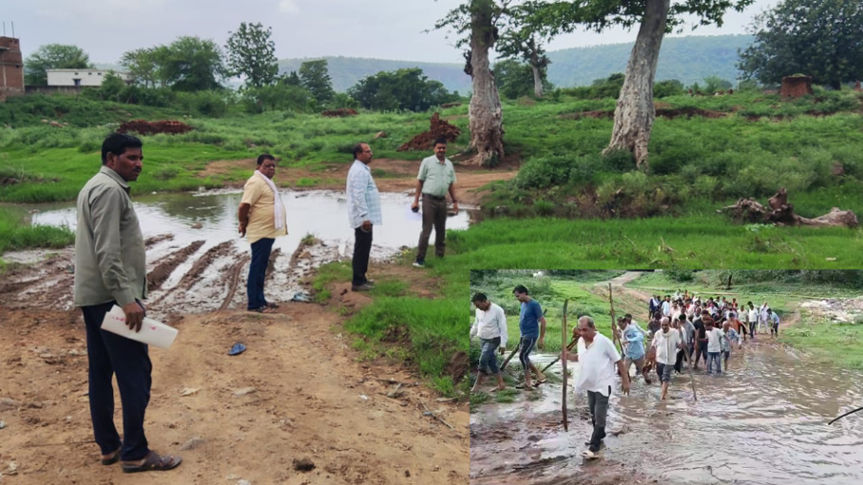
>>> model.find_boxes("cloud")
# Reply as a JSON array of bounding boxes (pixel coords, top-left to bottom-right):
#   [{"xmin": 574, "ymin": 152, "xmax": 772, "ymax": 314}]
[{"xmin": 278, "ymin": 0, "xmax": 299, "ymax": 13}]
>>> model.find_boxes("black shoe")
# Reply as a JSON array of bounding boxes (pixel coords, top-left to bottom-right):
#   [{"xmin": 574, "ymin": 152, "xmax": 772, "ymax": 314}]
[{"xmin": 351, "ymin": 283, "xmax": 373, "ymax": 292}]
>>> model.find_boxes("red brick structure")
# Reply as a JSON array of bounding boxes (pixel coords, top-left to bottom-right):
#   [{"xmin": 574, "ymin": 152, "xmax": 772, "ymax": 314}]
[
  {"xmin": 780, "ymin": 75, "xmax": 813, "ymax": 98},
  {"xmin": 0, "ymin": 36, "xmax": 25, "ymax": 101}
]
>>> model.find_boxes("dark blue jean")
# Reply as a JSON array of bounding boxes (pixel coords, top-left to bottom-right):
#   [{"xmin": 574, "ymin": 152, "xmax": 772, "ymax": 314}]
[
  {"xmin": 352, "ymin": 226, "xmax": 372, "ymax": 285},
  {"xmin": 82, "ymin": 302, "xmax": 152, "ymax": 461},
  {"xmin": 247, "ymin": 237, "xmax": 274, "ymax": 310},
  {"xmin": 478, "ymin": 337, "xmax": 501, "ymax": 375}
]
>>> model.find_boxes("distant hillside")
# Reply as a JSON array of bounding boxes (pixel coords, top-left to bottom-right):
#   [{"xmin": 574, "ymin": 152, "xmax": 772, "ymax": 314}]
[
  {"xmin": 279, "ymin": 34, "xmax": 753, "ymax": 94},
  {"xmin": 547, "ymin": 34, "xmax": 753, "ymax": 87}
]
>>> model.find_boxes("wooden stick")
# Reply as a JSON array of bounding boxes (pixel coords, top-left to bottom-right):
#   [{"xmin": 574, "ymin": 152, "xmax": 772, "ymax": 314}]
[
  {"xmin": 420, "ymin": 400, "xmax": 455, "ymax": 430},
  {"xmin": 499, "ymin": 338, "xmax": 520, "ymax": 371},
  {"xmin": 561, "ymin": 298, "xmax": 569, "ymax": 432},
  {"xmin": 829, "ymin": 406, "xmax": 863, "ymax": 425},
  {"xmin": 540, "ymin": 337, "xmax": 577, "ymax": 374},
  {"xmin": 608, "ymin": 283, "xmax": 623, "ymax": 354}
]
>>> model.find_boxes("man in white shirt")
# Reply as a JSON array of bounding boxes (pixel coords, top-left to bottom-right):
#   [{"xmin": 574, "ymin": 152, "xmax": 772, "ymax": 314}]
[
  {"xmin": 346, "ymin": 143, "xmax": 382, "ymax": 292},
  {"xmin": 747, "ymin": 301, "xmax": 759, "ymax": 338},
  {"xmin": 705, "ymin": 317, "xmax": 726, "ymax": 375},
  {"xmin": 651, "ymin": 317, "xmax": 683, "ymax": 400},
  {"xmin": 563, "ymin": 316, "xmax": 630, "ymax": 459},
  {"xmin": 469, "ymin": 293, "xmax": 508, "ymax": 392}
]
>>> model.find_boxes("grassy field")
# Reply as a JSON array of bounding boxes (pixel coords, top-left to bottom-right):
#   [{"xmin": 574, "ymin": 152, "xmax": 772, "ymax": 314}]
[{"xmin": 0, "ymin": 204, "xmax": 74, "ymax": 257}]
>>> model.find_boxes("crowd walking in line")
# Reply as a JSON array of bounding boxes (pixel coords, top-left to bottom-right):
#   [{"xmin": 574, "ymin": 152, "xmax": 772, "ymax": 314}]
[{"xmin": 470, "ymin": 285, "xmax": 784, "ymax": 460}]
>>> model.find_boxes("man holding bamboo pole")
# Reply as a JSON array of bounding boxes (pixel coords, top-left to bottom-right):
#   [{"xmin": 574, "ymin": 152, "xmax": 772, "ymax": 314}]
[{"xmin": 563, "ymin": 316, "xmax": 630, "ymax": 460}]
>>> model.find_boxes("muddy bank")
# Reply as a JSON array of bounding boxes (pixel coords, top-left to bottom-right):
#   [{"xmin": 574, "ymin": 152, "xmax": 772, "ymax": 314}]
[{"xmin": 0, "ymin": 238, "xmax": 469, "ymax": 483}]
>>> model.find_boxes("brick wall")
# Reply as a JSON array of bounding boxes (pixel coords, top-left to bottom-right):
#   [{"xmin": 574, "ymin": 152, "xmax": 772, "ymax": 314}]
[{"xmin": 0, "ymin": 36, "xmax": 25, "ymax": 100}]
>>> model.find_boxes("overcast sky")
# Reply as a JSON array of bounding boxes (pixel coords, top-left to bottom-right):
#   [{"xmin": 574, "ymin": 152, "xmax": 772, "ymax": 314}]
[{"xmin": 5, "ymin": 0, "xmax": 779, "ymax": 65}]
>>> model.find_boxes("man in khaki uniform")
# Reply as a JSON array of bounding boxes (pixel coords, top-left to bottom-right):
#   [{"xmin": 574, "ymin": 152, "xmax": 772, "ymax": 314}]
[
  {"xmin": 410, "ymin": 137, "xmax": 458, "ymax": 268},
  {"xmin": 238, "ymin": 154, "xmax": 287, "ymax": 312}
]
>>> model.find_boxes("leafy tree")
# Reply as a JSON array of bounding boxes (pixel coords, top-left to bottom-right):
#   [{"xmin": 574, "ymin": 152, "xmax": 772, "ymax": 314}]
[
  {"xmin": 121, "ymin": 48, "xmax": 164, "ymax": 88},
  {"xmin": 496, "ymin": 1, "xmax": 554, "ymax": 98},
  {"xmin": 531, "ymin": 0, "xmax": 754, "ymax": 169},
  {"xmin": 242, "ymin": 76, "xmax": 313, "ymax": 113},
  {"xmin": 493, "ymin": 59, "xmax": 552, "ymax": 98},
  {"xmin": 702, "ymin": 75, "xmax": 732, "ymax": 93},
  {"xmin": 738, "ymin": 0, "xmax": 863, "ymax": 90},
  {"xmin": 96, "ymin": 72, "xmax": 128, "ymax": 102},
  {"xmin": 435, "ymin": 0, "xmax": 508, "ymax": 166},
  {"xmin": 653, "ymin": 79, "xmax": 684, "ymax": 97},
  {"xmin": 299, "ymin": 59, "xmax": 335, "ymax": 103},
  {"xmin": 161, "ymin": 36, "xmax": 224, "ymax": 91},
  {"xmin": 24, "ymin": 44, "xmax": 91, "ymax": 86},
  {"xmin": 225, "ymin": 22, "xmax": 279, "ymax": 88},
  {"xmin": 348, "ymin": 68, "xmax": 459, "ymax": 111}
]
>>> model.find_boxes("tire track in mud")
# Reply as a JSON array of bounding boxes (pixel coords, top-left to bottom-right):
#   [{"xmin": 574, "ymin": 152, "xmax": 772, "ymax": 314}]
[
  {"xmin": 150, "ymin": 240, "xmax": 235, "ymax": 308},
  {"xmin": 146, "ymin": 240, "xmax": 205, "ymax": 290}
]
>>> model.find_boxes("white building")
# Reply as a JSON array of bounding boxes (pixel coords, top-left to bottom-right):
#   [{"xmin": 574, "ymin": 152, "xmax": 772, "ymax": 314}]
[{"xmin": 46, "ymin": 69, "xmax": 132, "ymax": 87}]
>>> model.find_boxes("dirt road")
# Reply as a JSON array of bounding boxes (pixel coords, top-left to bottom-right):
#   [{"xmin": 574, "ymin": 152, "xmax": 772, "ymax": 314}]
[{"xmin": 0, "ymin": 245, "xmax": 468, "ymax": 483}]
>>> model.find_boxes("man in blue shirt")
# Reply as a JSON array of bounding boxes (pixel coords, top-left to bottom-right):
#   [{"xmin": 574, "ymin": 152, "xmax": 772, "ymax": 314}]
[
  {"xmin": 618, "ymin": 315, "xmax": 652, "ymax": 384},
  {"xmin": 513, "ymin": 285, "xmax": 547, "ymax": 388}
]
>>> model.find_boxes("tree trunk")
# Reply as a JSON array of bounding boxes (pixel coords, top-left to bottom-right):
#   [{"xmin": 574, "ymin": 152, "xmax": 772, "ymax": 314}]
[
  {"xmin": 603, "ymin": 0, "xmax": 670, "ymax": 170},
  {"xmin": 529, "ymin": 38, "xmax": 543, "ymax": 98},
  {"xmin": 467, "ymin": 0, "xmax": 505, "ymax": 167}
]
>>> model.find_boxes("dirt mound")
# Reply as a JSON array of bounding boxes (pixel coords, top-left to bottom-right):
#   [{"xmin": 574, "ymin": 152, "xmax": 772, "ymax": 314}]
[
  {"xmin": 446, "ymin": 351, "xmax": 469, "ymax": 383},
  {"xmin": 397, "ymin": 112, "xmax": 461, "ymax": 151},
  {"xmin": 781, "ymin": 75, "xmax": 813, "ymax": 98},
  {"xmin": 117, "ymin": 119, "xmax": 193, "ymax": 135},
  {"xmin": 321, "ymin": 108, "xmax": 358, "ymax": 117}
]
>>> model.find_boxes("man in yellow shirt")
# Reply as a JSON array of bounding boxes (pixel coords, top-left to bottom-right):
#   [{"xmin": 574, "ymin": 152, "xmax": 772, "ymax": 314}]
[{"xmin": 238, "ymin": 154, "xmax": 287, "ymax": 312}]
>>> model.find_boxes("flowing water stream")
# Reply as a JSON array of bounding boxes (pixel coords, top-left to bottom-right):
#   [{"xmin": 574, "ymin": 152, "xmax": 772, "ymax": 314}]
[{"xmin": 471, "ymin": 340, "xmax": 863, "ymax": 485}]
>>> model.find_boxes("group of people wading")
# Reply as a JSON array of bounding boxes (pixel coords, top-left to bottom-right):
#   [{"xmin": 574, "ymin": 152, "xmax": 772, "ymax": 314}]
[{"xmin": 470, "ymin": 285, "xmax": 783, "ymax": 460}]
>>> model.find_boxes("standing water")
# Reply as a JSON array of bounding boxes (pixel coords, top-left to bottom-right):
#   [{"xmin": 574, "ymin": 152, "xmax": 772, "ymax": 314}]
[
  {"xmin": 15, "ymin": 189, "xmax": 470, "ymax": 315},
  {"xmin": 470, "ymin": 340, "xmax": 863, "ymax": 484}
]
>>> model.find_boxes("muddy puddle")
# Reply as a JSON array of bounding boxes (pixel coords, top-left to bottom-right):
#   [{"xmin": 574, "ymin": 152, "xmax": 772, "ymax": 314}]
[
  {"xmin": 4, "ymin": 189, "xmax": 469, "ymax": 318},
  {"xmin": 471, "ymin": 341, "xmax": 863, "ymax": 484}
]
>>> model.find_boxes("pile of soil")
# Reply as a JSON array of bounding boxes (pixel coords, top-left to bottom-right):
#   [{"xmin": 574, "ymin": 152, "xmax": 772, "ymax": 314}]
[
  {"xmin": 397, "ymin": 112, "xmax": 461, "ymax": 152},
  {"xmin": 117, "ymin": 120, "xmax": 193, "ymax": 136},
  {"xmin": 321, "ymin": 108, "xmax": 358, "ymax": 117}
]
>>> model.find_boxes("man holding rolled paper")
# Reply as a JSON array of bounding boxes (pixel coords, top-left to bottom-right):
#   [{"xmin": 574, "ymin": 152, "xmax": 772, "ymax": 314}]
[{"xmin": 74, "ymin": 133, "xmax": 181, "ymax": 473}]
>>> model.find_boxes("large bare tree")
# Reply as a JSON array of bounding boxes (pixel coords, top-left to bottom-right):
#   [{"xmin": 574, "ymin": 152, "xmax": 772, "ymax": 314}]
[
  {"xmin": 436, "ymin": 0, "xmax": 509, "ymax": 166},
  {"xmin": 533, "ymin": 0, "xmax": 754, "ymax": 170}
]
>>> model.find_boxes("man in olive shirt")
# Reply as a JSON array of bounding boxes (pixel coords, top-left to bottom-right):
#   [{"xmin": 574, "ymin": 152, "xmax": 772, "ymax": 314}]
[
  {"xmin": 74, "ymin": 133, "xmax": 181, "ymax": 472},
  {"xmin": 410, "ymin": 137, "xmax": 458, "ymax": 268},
  {"xmin": 238, "ymin": 154, "xmax": 288, "ymax": 312}
]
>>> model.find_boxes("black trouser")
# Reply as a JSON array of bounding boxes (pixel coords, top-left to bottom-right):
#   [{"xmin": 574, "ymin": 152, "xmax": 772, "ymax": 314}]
[
  {"xmin": 82, "ymin": 302, "xmax": 152, "ymax": 461},
  {"xmin": 352, "ymin": 226, "xmax": 373, "ymax": 285},
  {"xmin": 416, "ymin": 193, "xmax": 447, "ymax": 261},
  {"xmin": 587, "ymin": 386, "xmax": 610, "ymax": 452},
  {"xmin": 674, "ymin": 349, "xmax": 686, "ymax": 373}
]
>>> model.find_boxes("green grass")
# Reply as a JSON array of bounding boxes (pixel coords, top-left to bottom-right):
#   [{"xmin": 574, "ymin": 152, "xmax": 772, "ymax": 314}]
[
  {"xmin": 782, "ymin": 319, "xmax": 863, "ymax": 370},
  {"xmin": 0, "ymin": 205, "xmax": 74, "ymax": 254},
  {"xmin": 310, "ymin": 261, "xmax": 352, "ymax": 303},
  {"xmin": 446, "ymin": 216, "xmax": 863, "ymax": 268}
]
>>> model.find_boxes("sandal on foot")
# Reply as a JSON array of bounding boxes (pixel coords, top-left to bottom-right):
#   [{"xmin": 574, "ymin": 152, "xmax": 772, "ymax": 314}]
[
  {"xmin": 122, "ymin": 451, "xmax": 182, "ymax": 473},
  {"xmin": 266, "ymin": 302, "xmax": 279, "ymax": 309},
  {"xmin": 249, "ymin": 306, "xmax": 273, "ymax": 314},
  {"xmin": 101, "ymin": 447, "xmax": 121, "ymax": 465}
]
